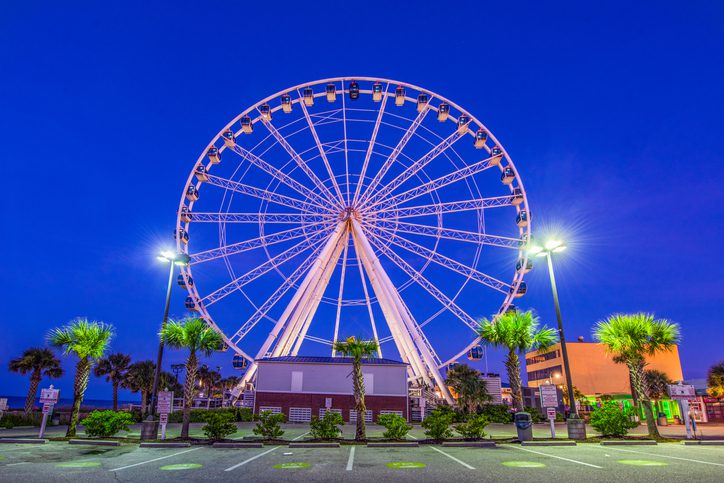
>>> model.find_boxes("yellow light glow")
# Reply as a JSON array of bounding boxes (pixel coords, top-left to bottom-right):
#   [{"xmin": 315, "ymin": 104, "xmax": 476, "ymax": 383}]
[{"xmin": 545, "ymin": 240, "xmax": 563, "ymax": 250}]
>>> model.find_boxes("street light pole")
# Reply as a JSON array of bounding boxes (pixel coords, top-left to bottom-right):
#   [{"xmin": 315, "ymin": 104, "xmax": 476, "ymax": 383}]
[
  {"xmin": 149, "ymin": 258, "xmax": 176, "ymax": 417},
  {"xmin": 544, "ymin": 251, "xmax": 578, "ymax": 418}
]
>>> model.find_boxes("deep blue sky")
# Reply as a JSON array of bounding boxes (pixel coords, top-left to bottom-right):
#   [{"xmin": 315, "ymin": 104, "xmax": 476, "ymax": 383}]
[{"xmin": 1, "ymin": 1, "xmax": 722, "ymax": 402}]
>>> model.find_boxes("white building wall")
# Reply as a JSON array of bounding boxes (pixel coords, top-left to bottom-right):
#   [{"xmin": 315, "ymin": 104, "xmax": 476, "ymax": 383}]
[
  {"xmin": 481, "ymin": 374, "xmax": 503, "ymax": 404},
  {"xmin": 256, "ymin": 361, "xmax": 407, "ymax": 396}
]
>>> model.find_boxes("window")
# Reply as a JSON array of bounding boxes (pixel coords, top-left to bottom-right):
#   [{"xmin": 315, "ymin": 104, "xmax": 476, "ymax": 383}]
[
  {"xmin": 289, "ymin": 407, "xmax": 312, "ymax": 422},
  {"xmin": 258, "ymin": 406, "xmax": 281, "ymax": 414},
  {"xmin": 379, "ymin": 410, "xmax": 404, "ymax": 417},
  {"xmin": 527, "ymin": 365, "xmax": 563, "ymax": 382},
  {"xmin": 526, "ymin": 350, "xmax": 561, "ymax": 365},
  {"xmin": 319, "ymin": 408, "xmax": 342, "ymax": 418},
  {"xmin": 349, "ymin": 410, "xmax": 373, "ymax": 423}
]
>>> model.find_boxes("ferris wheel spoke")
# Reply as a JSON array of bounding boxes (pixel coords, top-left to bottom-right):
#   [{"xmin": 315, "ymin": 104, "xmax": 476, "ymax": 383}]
[
  {"xmin": 376, "ymin": 220, "xmax": 520, "ymax": 249},
  {"xmin": 361, "ymin": 128, "xmax": 466, "ymax": 209},
  {"xmin": 354, "ymin": 241, "xmax": 383, "ymax": 357},
  {"xmin": 190, "ymin": 224, "xmax": 326, "ymax": 265},
  {"xmin": 370, "ymin": 224, "xmax": 511, "ymax": 293},
  {"xmin": 341, "ymin": 80, "xmax": 351, "ymax": 205},
  {"xmin": 331, "ymin": 233, "xmax": 350, "ymax": 356},
  {"xmin": 200, "ymin": 229, "xmax": 330, "ymax": 307},
  {"xmin": 205, "ymin": 174, "xmax": 326, "ymax": 213},
  {"xmin": 363, "ymin": 228, "xmax": 479, "ymax": 333},
  {"xmin": 296, "ymin": 91, "xmax": 346, "ymax": 203},
  {"xmin": 369, "ymin": 154, "xmax": 497, "ymax": 210},
  {"xmin": 367, "ymin": 195, "xmax": 514, "ymax": 219},
  {"xmin": 228, "ymin": 144, "xmax": 330, "ymax": 209},
  {"xmin": 258, "ymin": 114, "xmax": 341, "ymax": 208},
  {"xmin": 352, "ymin": 83, "xmax": 389, "ymax": 206},
  {"xmin": 229, "ymin": 243, "xmax": 325, "ymax": 345},
  {"xmin": 358, "ymin": 98, "xmax": 432, "ymax": 206},
  {"xmin": 186, "ymin": 212, "xmax": 332, "ymax": 224}
]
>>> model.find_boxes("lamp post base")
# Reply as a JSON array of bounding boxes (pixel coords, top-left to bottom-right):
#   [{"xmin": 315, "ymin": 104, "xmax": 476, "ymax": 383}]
[
  {"xmin": 140, "ymin": 417, "xmax": 159, "ymax": 441},
  {"xmin": 566, "ymin": 417, "xmax": 587, "ymax": 440}
]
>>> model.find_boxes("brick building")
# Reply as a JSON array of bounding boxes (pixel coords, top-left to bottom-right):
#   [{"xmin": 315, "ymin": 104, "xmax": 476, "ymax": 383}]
[{"xmin": 253, "ymin": 356, "xmax": 409, "ymax": 422}]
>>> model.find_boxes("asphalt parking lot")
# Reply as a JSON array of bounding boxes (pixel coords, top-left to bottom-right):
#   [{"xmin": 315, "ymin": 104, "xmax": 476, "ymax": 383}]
[{"xmin": 1, "ymin": 440, "xmax": 723, "ymax": 482}]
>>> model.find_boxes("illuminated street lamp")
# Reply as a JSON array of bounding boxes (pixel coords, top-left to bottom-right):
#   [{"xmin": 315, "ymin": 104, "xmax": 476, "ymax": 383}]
[
  {"xmin": 143, "ymin": 250, "xmax": 190, "ymax": 439},
  {"xmin": 528, "ymin": 238, "xmax": 580, "ymax": 420}
]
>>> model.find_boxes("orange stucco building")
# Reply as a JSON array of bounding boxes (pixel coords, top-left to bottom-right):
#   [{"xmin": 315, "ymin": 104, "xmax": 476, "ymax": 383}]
[{"xmin": 525, "ymin": 341, "xmax": 684, "ymax": 396}]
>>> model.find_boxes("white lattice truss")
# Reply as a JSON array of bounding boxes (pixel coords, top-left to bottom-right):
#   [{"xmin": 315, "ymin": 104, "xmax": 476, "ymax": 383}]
[{"xmin": 175, "ymin": 78, "xmax": 533, "ymax": 404}]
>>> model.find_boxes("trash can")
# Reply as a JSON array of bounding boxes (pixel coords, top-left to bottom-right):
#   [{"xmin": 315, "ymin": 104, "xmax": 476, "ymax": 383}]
[
  {"xmin": 657, "ymin": 413, "xmax": 668, "ymax": 426},
  {"xmin": 514, "ymin": 412, "xmax": 533, "ymax": 441}
]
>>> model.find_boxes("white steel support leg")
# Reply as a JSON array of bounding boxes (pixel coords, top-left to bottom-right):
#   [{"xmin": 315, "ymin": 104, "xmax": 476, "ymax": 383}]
[
  {"xmin": 351, "ymin": 219, "xmax": 454, "ymax": 404},
  {"xmin": 351, "ymin": 223, "xmax": 432, "ymax": 387},
  {"xmin": 331, "ymin": 232, "xmax": 350, "ymax": 357}
]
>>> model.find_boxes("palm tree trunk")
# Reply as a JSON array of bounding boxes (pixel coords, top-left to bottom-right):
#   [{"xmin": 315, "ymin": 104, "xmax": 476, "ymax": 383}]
[
  {"xmin": 24, "ymin": 370, "xmax": 41, "ymax": 416},
  {"xmin": 628, "ymin": 360, "xmax": 660, "ymax": 438},
  {"xmin": 182, "ymin": 351, "xmax": 198, "ymax": 439},
  {"xmin": 505, "ymin": 350, "xmax": 524, "ymax": 411},
  {"xmin": 112, "ymin": 382, "xmax": 119, "ymax": 412},
  {"xmin": 67, "ymin": 357, "xmax": 91, "ymax": 437},
  {"xmin": 141, "ymin": 391, "xmax": 148, "ymax": 416},
  {"xmin": 352, "ymin": 358, "xmax": 366, "ymax": 441}
]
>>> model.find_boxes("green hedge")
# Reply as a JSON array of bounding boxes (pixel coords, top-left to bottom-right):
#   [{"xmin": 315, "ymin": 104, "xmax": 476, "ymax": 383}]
[
  {"xmin": 167, "ymin": 407, "xmax": 253, "ymax": 423},
  {"xmin": 0, "ymin": 412, "xmax": 42, "ymax": 429}
]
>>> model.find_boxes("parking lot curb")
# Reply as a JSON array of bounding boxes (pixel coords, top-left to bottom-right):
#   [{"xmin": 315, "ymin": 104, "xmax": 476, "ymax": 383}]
[
  {"xmin": 368, "ymin": 442, "xmax": 419, "ymax": 447},
  {"xmin": 442, "ymin": 441, "xmax": 496, "ymax": 448},
  {"xmin": 289, "ymin": 442, "xmax": 340, "ymax": 448},
  {"xmin": 0, "ymin": 438, "xmax": 48, "ymax": 444},
  {"xmin": 521, "ymin": 441, "xmax": 576, "ymax": 447},
  {"xmin": 140, "ymin": 442, "xmax": 191, "ymax": 448},
  {"xmin": 682, "ymin": 440, "xmax": 724, "ymax": 445},
  {"xmin": 600, "ymin": 440, "xmax": 657, "ymax": 445},
  {"xmin": 69, "ymin": 439, "xmax": 120, "ymax": 446},
  {"xmin": 212, "ymin": 442, "xmax": 264, "ymax": 448}
]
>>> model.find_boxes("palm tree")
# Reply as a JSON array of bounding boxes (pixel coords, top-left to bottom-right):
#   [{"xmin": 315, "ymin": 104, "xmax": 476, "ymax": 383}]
[
  {"xmin": 445, "ymin": 364, "xmax": 491, "ymax": 413},
  {"xmin": 48, "ymin": 318, "xmax": 114, "ymax": 437},
  {"xmin": 644, "ymin": 369, "xmax": 673, "ymax": 416},
  {"xmin": 93, "ymin": 353, "xmax": 131, "ymax": 411},
  {"xmin": 707, "ymin": 361, "xmax": 724, "ymax": 397},
  {"xmin": 159, "ymin": 370, "xmax": 183, "ymax": 397},
  {"xmin": 197, "ymin": 365, "xmax": 222, "ymax": 408},
  {"xmin": 593, "ymin": 312, "xmax": 680, "ymax": 438},
  {"xmin": 122, "ymin": 360, "xmax": 156, "ymax": 415},
  {"xmin": 8, "ymin": 348, "xmax": 64, "ymax": 415},
  {"xmin": 332, "ymin": 336, "xmax": 378, "ymax": 441},
  {"xmin": 478, "ymin": 310, "xmax": 557, "ymax": 411},
  {"xmin": 160, "ymin": 317, "xmax": 223, "ymax": 438}
]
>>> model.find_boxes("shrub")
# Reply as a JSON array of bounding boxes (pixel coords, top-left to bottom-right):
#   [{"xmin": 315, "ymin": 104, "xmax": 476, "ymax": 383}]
[
  {"xmin": 434, "ymin": 405, "xmax": 466, "ymax": 423},
  {"xmin": 377, "ymin": 413, "xmax": 412, "ymax": 440},
  {"xmin": 167, "ymin": 407, "xmax": 252, "ymax": 423},
  {"xmin": 80, "ymin": 410, "xmax": 134, "ymax": 438},
  {"xmin": 0, "ymin": 412, "xmax": 41, "ymax": 429},
  {"xmin": 309, "ymin": 411, "xmax": 344, "ymax": 440},
  {"xmin": 523, "ymin": 406, "xmax": 544, "ymax": 423},
  {"xmin": 454, "ymin": 414, "xmax": 489, "ymax": 439},
  {"xmin": 590, "ymin": 401, "xmax": 639, "ymax": 437},
  {"xmin": 253, "ymin": 410, "xmax": 286, "ymax": 439},
  {"xmin": 479, "ymin": 404, "xmax": 513, "ymax": 423},
  {"xmin": 421, "ymin": 409, "xmax": 454, "ymax": 440},
  {"xmin": 202, "ymin": 412, "xmax": 238, "ymax": 441},
  {"xmin": 236, "ymin": 407, "xmax": 253, "ymax": 422}
]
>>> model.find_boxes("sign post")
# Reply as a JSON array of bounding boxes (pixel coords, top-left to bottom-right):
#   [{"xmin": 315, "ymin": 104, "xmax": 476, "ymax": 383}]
[
  {"xmin": 668, "ymin": 383, "xmax": 696, "ymax": 439},
  {"xmin": 0, "ymin": 397, "xmax": 7, "ymax": 420},
  {"xmin": 38, "ymin": 385, "xmax": 60, "ymax": 439},
  {"xmin": 156, "ymin": 390, "xmax": 173, "ymax": 440},
  {"xmin": 539, "ymin": 385, "xmax": 559, "ymax": 438}
]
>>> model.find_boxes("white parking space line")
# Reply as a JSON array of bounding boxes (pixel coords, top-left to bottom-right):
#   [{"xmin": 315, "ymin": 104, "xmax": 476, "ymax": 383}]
[
  {"xmin": 510, "ymin": 445, "xmax": 603, "ymax": 469},
  {"xmin": 594, "ymin": 446, "xmax": 724, "ymax": 467},
  {"xmin": 429, "ymin": 446, "xmax": 475, "ymax": 469},
  {"xmin": 292, "ymin": 431, "xmax": 310, "ymax": 441},
  {"xmin": 346, "ymin": 445, "xmax": 355, "ymax": 471},
  {"xmin": 225, "ymin": 447, "xmax": 278, "ymax": 472},
  {"xmin": 109, "ymin": 447, "xmax": 202, "ymax": 472},
  {"xmin": 6, "ymin": 462, "xmax": 30, "ymax": 466}
]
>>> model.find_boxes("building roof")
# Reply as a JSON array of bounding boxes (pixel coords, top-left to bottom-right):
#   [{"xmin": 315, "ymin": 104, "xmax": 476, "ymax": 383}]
[{"xmin": 256, "ymin": 356, "xmax": 407, "ymax": 366}]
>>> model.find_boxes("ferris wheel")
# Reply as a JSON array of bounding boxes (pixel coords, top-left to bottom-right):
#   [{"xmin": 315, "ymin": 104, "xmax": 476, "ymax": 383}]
[{"xmin": 175, "ymin": 77, "xmax": 532, "ymax": 403}]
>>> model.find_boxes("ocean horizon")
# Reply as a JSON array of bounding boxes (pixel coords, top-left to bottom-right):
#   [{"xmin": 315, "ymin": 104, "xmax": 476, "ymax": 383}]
[{"xmin": 1, "ymin": 395, "xmax": 138, "ymax": 410}]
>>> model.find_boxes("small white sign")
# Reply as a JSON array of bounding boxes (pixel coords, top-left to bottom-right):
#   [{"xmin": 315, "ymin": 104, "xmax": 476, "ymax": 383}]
[
  {"xmin": 539, "ymin": 384, "xmax": 558, "ymax": 408},
  {"xmin": 42, "ymin": 403, "xmax": 54, "ymax": 414},
  {"xmin": 157, "ymin": 391, "xmax": 173, "ymax": 414},
  {"xmin": 40, "ymin": 387, "xmax": 60, "ymax": 404},
  {"xmin": 547, "ymin": 407, "xmax": 557, "ymax": 420},
  {"xmin": 0, "ymin": 398, "xmax": 8, "ymax": 411},
  {"xmin": 159, "ymin": 413, "xmax": 168, "ymax": 424},
  {"xmin": 668, "ymin": 384, "xmax": 696, "ymax": 400}
]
